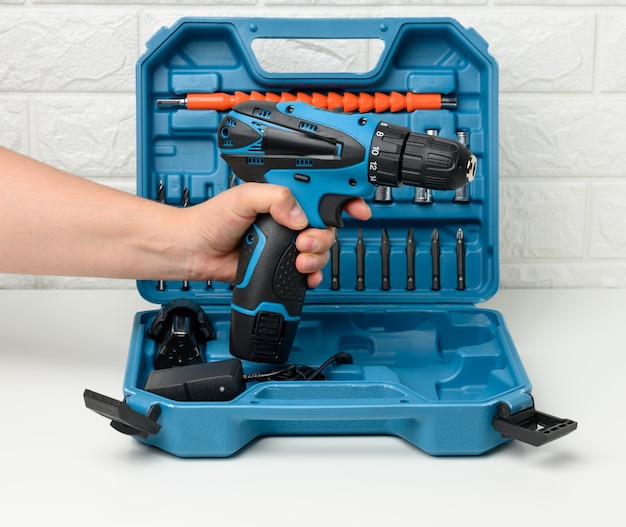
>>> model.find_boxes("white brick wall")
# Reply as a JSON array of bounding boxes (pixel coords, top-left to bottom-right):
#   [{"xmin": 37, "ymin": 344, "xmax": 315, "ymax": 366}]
[{"xmin": 1, "ymin": 0, "xmax": 625, "ymax": 290}]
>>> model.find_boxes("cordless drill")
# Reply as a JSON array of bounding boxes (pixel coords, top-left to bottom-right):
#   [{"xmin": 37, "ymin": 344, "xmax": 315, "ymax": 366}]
[{"xmin": 218, "ymin": 100, "xmax": 476, "ymax": 364}]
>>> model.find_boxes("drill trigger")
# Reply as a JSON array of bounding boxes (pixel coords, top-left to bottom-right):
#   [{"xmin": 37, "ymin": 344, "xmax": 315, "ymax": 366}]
[{"xmin": 319, "ymin": 194, "xmax": 354, "ymax": 228}]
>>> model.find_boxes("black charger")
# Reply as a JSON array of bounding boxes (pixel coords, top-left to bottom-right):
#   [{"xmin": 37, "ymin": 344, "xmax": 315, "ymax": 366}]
[
  {"xmin": 143, "ymin": 352, "xmax": 354, "ymax": 402},
  {"xmin": 144, "ymin": 359, "xmax": 246, "ymax": 402}
]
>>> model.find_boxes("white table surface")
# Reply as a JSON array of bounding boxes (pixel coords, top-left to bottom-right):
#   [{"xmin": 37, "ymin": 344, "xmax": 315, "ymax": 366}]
[{"xmin": 0, "ymin": 288, "xmax": 622, "ymax": 526}]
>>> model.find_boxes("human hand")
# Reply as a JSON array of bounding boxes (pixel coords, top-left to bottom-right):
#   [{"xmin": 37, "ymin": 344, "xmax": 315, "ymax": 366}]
[{"xmin": 181, "ymin": 183, "xmax": 371, "ymax": 288}]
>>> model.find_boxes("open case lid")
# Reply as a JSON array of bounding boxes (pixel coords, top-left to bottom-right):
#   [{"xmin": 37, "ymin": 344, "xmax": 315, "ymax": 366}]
[{"xmin": 135, "ymin": 17, "xmax": 499, "ymax": 308}]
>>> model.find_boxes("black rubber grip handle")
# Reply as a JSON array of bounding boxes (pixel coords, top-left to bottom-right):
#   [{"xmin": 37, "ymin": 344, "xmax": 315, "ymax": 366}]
[{"xmin": 230, "ymin": 214, "xmax": 307, "ymax": 364}]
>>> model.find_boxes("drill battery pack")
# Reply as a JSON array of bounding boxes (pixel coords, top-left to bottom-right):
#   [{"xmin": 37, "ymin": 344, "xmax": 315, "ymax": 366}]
[{"xmin": 84, "ymin": 17, "xmax": 576, "ymax": 457}]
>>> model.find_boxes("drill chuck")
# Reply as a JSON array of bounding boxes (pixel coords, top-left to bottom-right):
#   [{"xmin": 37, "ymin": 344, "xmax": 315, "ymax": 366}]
[{"xmin": 367, "ymin": 122, "xmax": 476, "ymax": 190}]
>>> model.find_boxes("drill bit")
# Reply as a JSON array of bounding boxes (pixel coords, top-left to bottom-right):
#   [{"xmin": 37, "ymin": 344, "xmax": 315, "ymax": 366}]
[
  {"xmin": 182, "ymin": 188, "xmax": 190, "ymax": 291},
  {"xmin": 156, "ymin": 91, "xmax": 457, "ymax": 113},
  {"xmin": 381, "ymin": 229, "xmax": 390, "ymax": 291},
  {"xmin": 331, "ymin": 230, "xmax": 340, "ymax": 291},
  {"xmin": 356, "ymin": 229, "xmax": 365, "ymax": 291},
  {"xmin": 157, "ymin": 181, "xmax": 166, "ymax": 203},
  {"xmin": 228, "ymin": 172, "xmax": 239, "ymax": 190},
  {"xmin": 431, "ymin": 228, "xmax": 440, "ymax": 291},
  {"xmin": 406, "ymin": 228, "xmax": 415, "ymax": 291},
  {"xmin": 456, "ymin": 228, "xmax": 466, "ymax": 291}
]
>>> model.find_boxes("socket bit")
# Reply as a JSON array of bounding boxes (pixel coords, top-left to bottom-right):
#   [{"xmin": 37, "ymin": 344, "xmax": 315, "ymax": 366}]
[
  {"xmin": 413, "ymin": 130, "xmax": 438, "ymax": 205},
  {"xmin": 374, "ymin": 186, "xmax": 393, "ymax": 203},
  {"xmin": 454, "ymin": 131, "xmax": 471, "ymax": 203}
]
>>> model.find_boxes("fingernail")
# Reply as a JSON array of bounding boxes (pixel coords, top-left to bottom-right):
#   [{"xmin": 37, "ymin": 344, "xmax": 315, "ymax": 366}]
[
  {"xmin": 290, "ymin": 204, "xmax": 307, "ymax": 225},
  {"xmin": 299, "ymin": 255, "xmax": 315, "ymax": 273},
  {"xmin": 298, "ymin": 235, "xmax": 317, "ymax": 252}
]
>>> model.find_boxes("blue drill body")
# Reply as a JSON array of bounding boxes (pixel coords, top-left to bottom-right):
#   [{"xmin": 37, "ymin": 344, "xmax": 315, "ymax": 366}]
[{"xmin": 218, "ymin": 100, "xmax": 475, "ymax": 364}]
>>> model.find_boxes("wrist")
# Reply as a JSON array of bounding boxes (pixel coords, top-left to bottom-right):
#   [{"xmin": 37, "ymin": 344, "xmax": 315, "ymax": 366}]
[{"xmin": 130, "ymin": 201, "xmax": 195, "ymax": 281}]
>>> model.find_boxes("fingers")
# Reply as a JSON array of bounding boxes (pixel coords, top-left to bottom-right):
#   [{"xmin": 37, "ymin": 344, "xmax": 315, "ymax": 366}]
[
  {"xmin": 225, "ymin": 183, "xmax": 309, "ymax": 231},
  {"xmin": 294, "ymin": 227, "xmax": 333, "ymax": 286},
  {"xmin": 295, "ymin": 226, "xmax": 334, "ymax": 253},
  {"xmin": 296, "ymin": 248, "xmax": 330, "ymax": 274},
  {"xmin": 343, "ymin": 197, "xmax": 372, "ymax": 221},
  {"xmin": 294, "ymin": 198, "xmax": 371, "ymax": 285},
  {"xmin": 306, "ymin": 270, "xmax": 324, "ymax": 289}
]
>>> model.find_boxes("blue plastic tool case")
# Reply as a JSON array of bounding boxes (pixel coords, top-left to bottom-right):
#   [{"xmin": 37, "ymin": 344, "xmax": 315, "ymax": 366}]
[{"xmin": 84, "ymin": 17, "xmax": 576, "ymax": 457}]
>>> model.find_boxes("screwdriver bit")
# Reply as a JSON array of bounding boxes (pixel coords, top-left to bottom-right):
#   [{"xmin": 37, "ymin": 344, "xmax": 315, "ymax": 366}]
[
  {"xmin": 356, "ymin": 229, "xmax": 365, "ymax": 291},
  {"xmin": 331, "ymin": 230, "xmax": 340, "ymax": 291},
  {"xmin": 406, "ymin": 228, "xmax": 415, "ymax": 291},
  {"xmin": 381, "ymin": 229, "xmax": 390, "ymax": 291},
  {"xmin": 456, "ymin": 228, "xmax": 466, "ymax": 291},
  {"xmin": 431, "ymin": 228, "xmax": 440, "ymax": 291}
]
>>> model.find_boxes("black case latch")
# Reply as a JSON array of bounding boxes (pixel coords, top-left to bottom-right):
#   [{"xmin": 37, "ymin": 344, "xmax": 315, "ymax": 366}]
[
  {"xmin": 84, "ymin": 389, "xmax": 161, "ymax": 439},
  {"xmin": 493, "ymin": 400, "xmax": 577, "ymax": 447}
]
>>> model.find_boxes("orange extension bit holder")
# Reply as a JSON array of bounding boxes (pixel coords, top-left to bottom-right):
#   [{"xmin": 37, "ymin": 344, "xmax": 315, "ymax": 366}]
[{"xmin": 156, "ymin": 91, "xmax": 457, "ymax": 112}]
